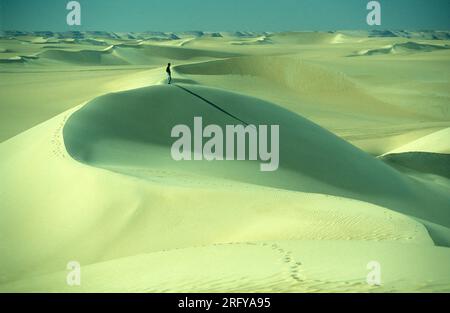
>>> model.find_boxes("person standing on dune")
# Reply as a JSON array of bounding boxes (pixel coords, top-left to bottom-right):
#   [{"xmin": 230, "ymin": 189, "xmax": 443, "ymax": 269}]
[{"xmin": 166, "ymin": 63, "xmax": 172, "ymax": 84}]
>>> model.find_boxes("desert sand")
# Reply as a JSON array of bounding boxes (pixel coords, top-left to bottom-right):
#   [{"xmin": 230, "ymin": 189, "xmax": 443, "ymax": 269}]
[{"xmin": 0, "ymin": 30, "xmax": 449, "ymax": 292}]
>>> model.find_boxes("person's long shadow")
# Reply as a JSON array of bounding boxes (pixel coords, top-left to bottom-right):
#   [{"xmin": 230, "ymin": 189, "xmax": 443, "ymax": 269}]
[
  {"xmin": 174, "ymin": 84, "xmax": 251, "ymax": 126},
  {"xmin": 170, "ymin": 78, "xmax": 199, "ymax": 85}
]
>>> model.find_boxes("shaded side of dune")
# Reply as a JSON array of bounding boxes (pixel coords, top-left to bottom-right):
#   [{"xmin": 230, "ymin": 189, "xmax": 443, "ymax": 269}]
[
  {"xmin": 382, "ymin": 152, "xmax": 450, "ymax": 179},
  {"xmin": 62, "ymin": 85, "xmax": 450, "ymax": 244}
]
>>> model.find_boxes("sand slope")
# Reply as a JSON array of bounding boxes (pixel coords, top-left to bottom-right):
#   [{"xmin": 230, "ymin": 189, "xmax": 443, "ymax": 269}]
[
  {"xmin": 380, "ymin": 128, "xmax": 450, "ymax": 186},
  {"xmin": 0, "ymin": 84, "xmax": 449, "ymax": 292},
  {"xmin": 384, "ymin": 127, "xmax": 450, "ymax": 155},
  {"xmin": 62, "ymin": 85, "xmax": 450, "ymax": 232},
  {"xmin": 2, "ymin": 241, "xmax": 449, "ymax": 293}
]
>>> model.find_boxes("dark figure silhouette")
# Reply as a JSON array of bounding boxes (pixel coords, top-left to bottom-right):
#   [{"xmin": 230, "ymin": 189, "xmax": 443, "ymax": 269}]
[{"xmin": 166, "ymin": 63, "xmax": 172, "ymax": 84}]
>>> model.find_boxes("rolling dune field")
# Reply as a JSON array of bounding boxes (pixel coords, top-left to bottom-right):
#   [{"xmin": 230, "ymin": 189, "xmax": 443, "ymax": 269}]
[{"xmin": 0, "ymin": 30, "xmax": 449, "ymax": 292}]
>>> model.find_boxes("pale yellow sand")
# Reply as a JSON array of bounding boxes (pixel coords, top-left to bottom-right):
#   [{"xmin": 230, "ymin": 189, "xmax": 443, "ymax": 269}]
[
  {"xmin": 0, "ymin": 31, "xmax": 449, "ymax": 292},
  {"xmin": 384, "ymin": 127, "xmax": 450, "ymax": 155},
  {"xmin": 3, "ymin": 241, "xmax": 449, "ymax": 293}
]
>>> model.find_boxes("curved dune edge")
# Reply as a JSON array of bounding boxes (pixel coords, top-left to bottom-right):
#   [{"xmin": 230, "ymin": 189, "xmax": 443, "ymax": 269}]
[
  {"xmin": 381, "ymin": 152, "xmax": 450, "ymax": 179},
  {"xmin": 63, "ymin": 85, "xmax": 450, "ymax": 234},
  {"xmin": 380, "ymin": 128, "xmax": 450, "ymax": 180},
  {"xmin": 383, "ymin": 127, "xmax": 450, "ymax": 155}
]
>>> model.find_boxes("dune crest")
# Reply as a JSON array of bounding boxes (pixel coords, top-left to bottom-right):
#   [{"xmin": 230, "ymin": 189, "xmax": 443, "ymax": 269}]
[{"xmin": 352, "ymin": 41, "xmax": 449, "ymax": 56}]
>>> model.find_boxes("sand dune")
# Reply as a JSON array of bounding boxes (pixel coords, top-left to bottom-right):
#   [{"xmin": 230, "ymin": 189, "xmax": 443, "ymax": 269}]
[
  {"xmin": 0, "ymin": 97, "xmax": 445, "ymax": 290},
  {"xmin": 62, "ymin": 85, "xmax": 450, "ymax": 242},
  {"xmin": 114, "ymin": 44, "xmax": 239, "ymax": 62},
  {"xmin": 267, "ymin": 32, "xmax": 346, "ymax": 45},
  {"xmin": 175, "ymin": 56, "xmax": 365, "ymax": 95},
  {"xmin": 0, "ymin": 66, "xmax": 156, "ymax": 141},
  {"xmin": 352, "ymin": 41, "xmax": 449, "ymax": 57},
  {"xmin": 0, "ymin": 56, "xmax": 25, "ymax": 63},
  {"xmin": 368, "ymin": 30, "xmax": 450, "ymax": 40},
  {"xmin": 13, "ymin": 29, "xmax": 448, "ymax": 42},
  {"xmin": 34, "ymin": 44, "xmax": 239, "ymax": 66},
  {"xmin": 0, "ymin": 31, "xmax": 449, "ymax": 292},
  {"xmin": 380, "ymin": 128, "xmax": 450, "ymax": 179},
  {"xmin": 82, "ymin": 38, "xmax": 110, "ymax": 46},
  {"xmin": 385, "ymin": 127, "xmax": 450, "ymax": 155},
  {"xmin": 2, "ymin": 241, "xmax": 449, "ymax": 293},
  {"xmin": 38, "ymin": 46, "xmax": 129, "ymax": 66},
  {"xmin": 174, "ymin": 55, "xmax": 419, "ymax": 125},
  {"xmin": 231, "ymin": 36, "xmax": 273, "ymax": 46},
  {"xmin": 382, "ymin": 152, "xmax": 450, "ymax": 178}
]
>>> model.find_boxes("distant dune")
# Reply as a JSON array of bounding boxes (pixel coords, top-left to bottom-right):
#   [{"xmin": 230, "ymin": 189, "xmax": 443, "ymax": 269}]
[
  {"xmin": 367, "ymin": 30, "xmax": 450, "ymax": 40},
  {"xmin": 351, "ymin": 41, "xmax": 449, "ymax": 56},
  {"xmin": 0, "ymin": 56, "xmax": 25, "ymax": 63},
  {"xmin": 385, "ymin": 128, "xmax": 450, "ymax": 155},
  {"xmin": 29, "ymin": 44, "xmax": 240, "ymax": 66},
  {"xmin": 381, "ymin": 128, "xmax": 450, "ymax": 179},
  {"xmin": 38, "ymin": 46, "xmax": 129, "ymax": 65}
]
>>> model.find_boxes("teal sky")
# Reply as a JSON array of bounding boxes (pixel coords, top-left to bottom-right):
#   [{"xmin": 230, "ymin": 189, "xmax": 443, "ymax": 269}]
[{"xmin": 1, "ymin": 0, "xmax": 449, "ymax": 32}]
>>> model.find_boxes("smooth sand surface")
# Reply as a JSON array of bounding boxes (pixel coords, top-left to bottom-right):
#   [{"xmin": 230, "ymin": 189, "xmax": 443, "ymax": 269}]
[{"xmin": 0, "ymin": 31, "xmax": 449, "ymax": 292}]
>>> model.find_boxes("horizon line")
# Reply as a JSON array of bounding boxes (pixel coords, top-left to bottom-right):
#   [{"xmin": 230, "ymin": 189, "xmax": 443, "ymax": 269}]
[{"xmin": 2, "ymin": 29, "xmax": 450, "ymax": 33}]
